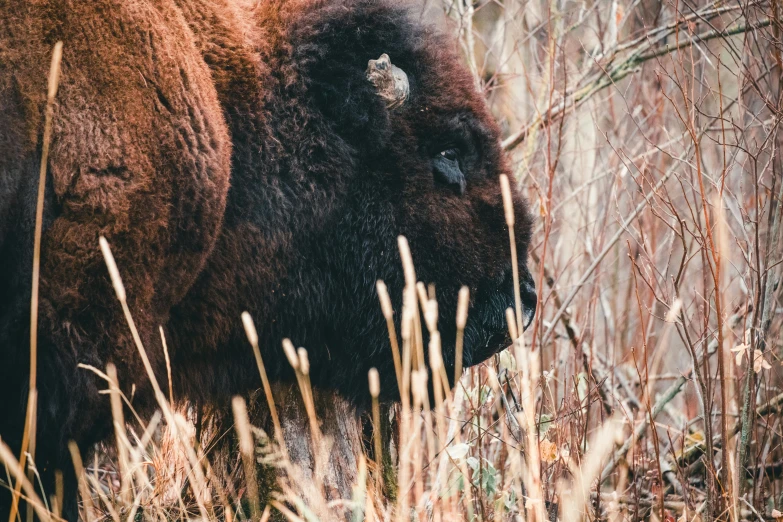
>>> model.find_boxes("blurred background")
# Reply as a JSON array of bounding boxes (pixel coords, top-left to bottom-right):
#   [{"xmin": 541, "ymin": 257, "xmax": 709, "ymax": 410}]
[{"xmin": 429, "ymin": 0, "xmax": 783, "ymax": 519}]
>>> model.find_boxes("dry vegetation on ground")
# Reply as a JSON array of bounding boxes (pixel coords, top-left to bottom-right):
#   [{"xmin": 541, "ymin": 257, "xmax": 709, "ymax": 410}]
[{"xmin": 3, "ymin": 0, "xmax": 782, "ymax": 521}]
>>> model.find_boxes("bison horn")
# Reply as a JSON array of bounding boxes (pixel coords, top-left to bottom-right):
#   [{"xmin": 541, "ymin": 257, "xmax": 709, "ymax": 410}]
[{"xmin": 366, "ymin": 53, "xmax": 409, "ymax": 110}]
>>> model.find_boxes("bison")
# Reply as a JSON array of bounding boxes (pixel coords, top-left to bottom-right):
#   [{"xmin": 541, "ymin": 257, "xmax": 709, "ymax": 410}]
[{"xmin": 0, "ymin": 0, "xmax": 537, "ymax": 518}]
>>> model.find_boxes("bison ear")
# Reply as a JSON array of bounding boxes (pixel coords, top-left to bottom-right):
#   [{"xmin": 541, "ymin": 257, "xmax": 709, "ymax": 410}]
[{"xmin": 366, "ymin": 53, "xmax": 409, "ymax": 110}]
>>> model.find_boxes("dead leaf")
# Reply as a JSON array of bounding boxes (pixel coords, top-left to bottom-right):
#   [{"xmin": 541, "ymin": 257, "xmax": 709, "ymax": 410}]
[
  {"xmin": 540, "ymin": 438, "xmax": 558, "ymax": 463},
  {"xmin": 753, "ymin": 349, "xmax": 771, "ymax": 373},
  {"xmin": 731, "ymin": 343, "xmax": 749, "ymax": 366}
]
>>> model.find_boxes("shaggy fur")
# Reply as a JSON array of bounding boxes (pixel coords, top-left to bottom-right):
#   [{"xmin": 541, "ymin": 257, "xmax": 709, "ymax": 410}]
[{"xmin": 0, "ymin": 0, "xmax": 536, "ymax": 519}]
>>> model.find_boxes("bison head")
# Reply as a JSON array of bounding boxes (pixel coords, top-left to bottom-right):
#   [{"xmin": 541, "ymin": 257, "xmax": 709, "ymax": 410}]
[
  {"xmin": 235, "ymin": 0, "xmax": 537, "ymax": 399},
  {"xmin": 173, "ymin": 0, "xmax": 536, "ymax": 403}
]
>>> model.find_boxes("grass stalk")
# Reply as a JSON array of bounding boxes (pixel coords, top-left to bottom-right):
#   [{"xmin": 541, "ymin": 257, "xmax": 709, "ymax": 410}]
[
  {"xmin": 499, "ymin": 174, "xmax": 524, "ymax": 338},
  {"xmin": 454, "ymin": 286, "xmax": 469, "ymax": 383},
  {"xmin": 242, "ymin": 312, "xmax": 288, "ymax": 459},
  {"xmin": 106, "ymin": 364, "xmax": 131, "ymax": 504},
  {"xmin": 232, "ymin": 396, "xmax": 260, "ymax": 520},
  {"xmin": 368, "ymin": 368, "xmax": 383, "ymax": 489},
  {"xmin": 159, "ymin": 327, "xmax": 174, "ymax": 406},
  {"xmin": 376, "ymin": 281, "xmax": 402, "ymax": 393},
  {"xmin": 295, "ymin": 348, "xmax": 322, "ymax": 458},
  {"xmin": 10, "ymin": 41, "xmax": 62, "ymax": 522},
  {"xmin": 67, "ymin": 442, "xmax": 94, "ymax": 521}
]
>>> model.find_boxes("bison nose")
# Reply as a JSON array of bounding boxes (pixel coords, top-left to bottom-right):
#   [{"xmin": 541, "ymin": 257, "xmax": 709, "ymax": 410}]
[{"xmin": 520, "ymin": 269, "xmax": 537, "ymax": 330}]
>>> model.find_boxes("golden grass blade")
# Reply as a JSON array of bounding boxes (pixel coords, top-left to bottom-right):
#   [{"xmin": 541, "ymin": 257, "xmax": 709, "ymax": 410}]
[
  {"xmin": 415, "ymin": 282, "xmax": 429, "ymax": 314},
  {"xmin": 296, "ymin": 347, "xmax": 322, "ymax": 453},
  {"xmin": 67, "ymin": 443, "xmax": 94, "ymax": 521},
  {"xmin": 10, "ymin": 41, "xmax": 63, "ymax": 522},
  {"xmin": 505, "ymin": 307, "xmax": 518, "ymax": 341},
  {"xmin": 397, "ymin": 236, "xmax": 416, "ymax": 288},
  {"xmin": 368, "ymin": 368, "xmax": 383, "ymax": 489},
  {"xmin": 232, "ymin": 396, "xmax": 261, "ymax": 520},
  {"xmin": 499, "ymin": 174, "xmax": 523, "ymax": 338},
  {"xmin": 158, "ymin": 327, "xmax": 174, "ymax": 405},
  {"xmin": 106, "ymin": 364, "xmax": 131, "ymax": 504},
  {"xmin": 376, "ymin": 280, "xmax": 402, "ymax": 393},
  {"xmin": 454, "ymin": 286, "xmax": 469, "ymax": 382},
  {"xmin": 242, "ymin": 312, "xmax": 288, "ymax": 459}
]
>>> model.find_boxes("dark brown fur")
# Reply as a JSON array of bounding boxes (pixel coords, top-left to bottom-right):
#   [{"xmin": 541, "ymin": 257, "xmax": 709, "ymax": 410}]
[{"xmin": 0, "ymin": 1, "xmax": 535, "ymax": 518}]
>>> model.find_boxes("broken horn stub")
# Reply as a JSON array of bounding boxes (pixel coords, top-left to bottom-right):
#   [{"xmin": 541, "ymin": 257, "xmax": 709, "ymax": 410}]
[{"xmin": 366, "ymin": 53, "xmax": 409, "ymax": 110}]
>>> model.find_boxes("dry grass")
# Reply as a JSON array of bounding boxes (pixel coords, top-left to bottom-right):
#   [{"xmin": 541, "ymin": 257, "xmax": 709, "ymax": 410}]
[{"xmin": 2, "ymin": 0, "xmax": 783, "ymax": 521}]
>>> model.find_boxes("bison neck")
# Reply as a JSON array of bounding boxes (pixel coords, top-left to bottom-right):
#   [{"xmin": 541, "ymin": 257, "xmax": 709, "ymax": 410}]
[{"xmin": 166, "ymin": 0, "xmax": 364, "ymax": 403}]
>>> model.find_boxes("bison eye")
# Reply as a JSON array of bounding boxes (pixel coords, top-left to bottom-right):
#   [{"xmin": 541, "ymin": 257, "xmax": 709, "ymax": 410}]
[
  {"xmin": 433, "ymin": 148, "xmax": 466, "ymax": 195},
  {"xmin": 440, "ymin": 148, "xmax": 459, "ymax": 161}
]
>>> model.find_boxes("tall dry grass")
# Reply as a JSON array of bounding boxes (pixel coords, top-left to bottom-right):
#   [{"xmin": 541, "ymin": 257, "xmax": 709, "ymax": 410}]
[{"xmin": 2, "ymin": 0, "xmax": 782, "ymax": 521}]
